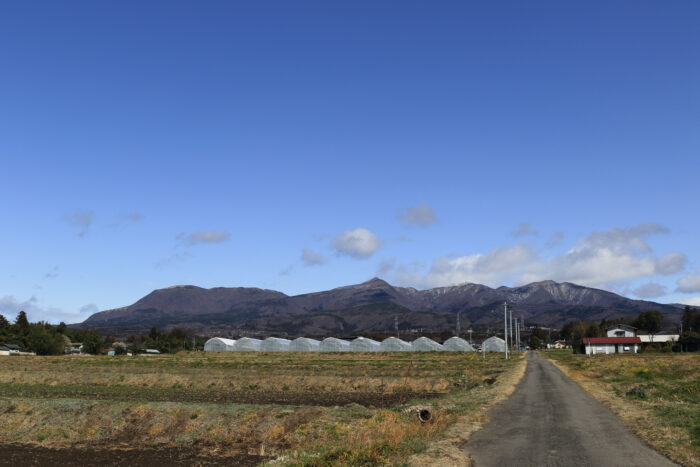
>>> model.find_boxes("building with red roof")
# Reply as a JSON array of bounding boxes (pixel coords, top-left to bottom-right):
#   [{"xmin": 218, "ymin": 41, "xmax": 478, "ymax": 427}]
[{"xmin": 584, "ymin": 336, "xmax": 641, "ymax": 355}]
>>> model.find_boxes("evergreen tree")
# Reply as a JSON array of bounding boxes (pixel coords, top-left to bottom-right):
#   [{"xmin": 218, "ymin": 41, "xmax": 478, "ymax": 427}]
[
  {"xmin": 14, "ymin": 310, "xmax": 29, "ymax": 334},
  {"xmin": 81, "ymin": 331, "xmax": 104, "ymax": 355},
  {"xmin": 633, "ymin": 310, "xmax": 663, "ymax": 340}
]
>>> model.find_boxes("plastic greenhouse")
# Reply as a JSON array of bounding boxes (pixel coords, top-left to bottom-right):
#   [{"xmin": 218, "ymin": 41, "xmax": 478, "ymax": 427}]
[
  {"xmin": 411, "ymin": 337, "xmax": 444, "ymax": 352},
  {"xmin": 350, "ymin": 337, "xmax": 380, "ymax": 352},
  {"xmin": 443, "ymin": 337, "xmax": 475, "ymax": 352},
  {"xmin": 482, "ymin": 336, "xmax": 506, "ymax": 352},
  {"xmin": 232, "ymin": 337, "xmax": 262, "ymax": 352},
  {"xmin": 319, "ymin": 337, "xmax": 351, "ymax": 352},
  {"xmin": 380, "ymin": 337, "xmax": 412, "ymax": 352},
  {"xmin": 289, "ymin": 337, "xmax": 320, "ymax": 352},
  {"xmin": 260, "ymin": 337, "xmax": 291, "ymax": 352},
  {"xmin": 203, "ymin": 337, "xmax": 235, "ymax": 352}
]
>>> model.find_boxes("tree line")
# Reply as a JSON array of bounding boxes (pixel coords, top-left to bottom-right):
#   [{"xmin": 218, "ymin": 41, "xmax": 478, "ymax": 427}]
[{"xmin": 0, "ymin": 311, "xmax": 104, "ymax": 355}]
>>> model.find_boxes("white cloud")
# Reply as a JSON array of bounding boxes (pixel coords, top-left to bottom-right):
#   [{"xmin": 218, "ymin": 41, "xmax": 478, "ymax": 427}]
[
  {"xmin": 376, "ymin": 257, "xmax": 397, "ymax": 276},
  {"xmin": 511, "ymin": 222, "xmax": 538, "ymax": 237},
  {"xmin": 0, "ymin": 295, "xmax": 88, "ymax": 324},
  {"xmin": 677, "ymin": 269, "xmax": 700, "ymax": 293},
  {"xmin": 79, "ymin": 303, "xmax": 99, "ymax": 315},
  {"xmin": 655, "ymin": 252, "xmax": 687, "ymax": 275},
  {"xmin": 301, "ymin": 248, "xmax": 325, "ymax": 267},
  {"xmin": 631, "ymin": 282, "xmax": 667, "ymax": 299},
  {"xmin": 397, "ymin": 204, "xmax": 437, "ymax": 227},
  {"xmin": 403, "ymin": 245, "xmax": 539, "ymax": 289},
  {"xmin": 391, "ymin": 223, "xmax": 684, "ymax": 291},
  {"xmin": 545, "ymin": 232, "xmax": 565, "ymax": 248},
  {"xmin": 181, "ymin": 230, "xmax": 231, "ymax": 247},
  {"xmin": 679, "ymin": 297, "xmax": 700, "ymax": 307},
  {"xmin": 332, "ymin": 228, "xmax": 381, "ymax": 259},
  {"xmin": 63, "ymin": 209, "xmax": 94, "ymax": 237}
]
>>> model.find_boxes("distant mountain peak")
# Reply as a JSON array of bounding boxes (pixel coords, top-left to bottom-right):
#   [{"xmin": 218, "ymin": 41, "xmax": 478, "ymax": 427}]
[{"xmin": 77, "ymin": 278, "xmax": 681, "ymax": 336}]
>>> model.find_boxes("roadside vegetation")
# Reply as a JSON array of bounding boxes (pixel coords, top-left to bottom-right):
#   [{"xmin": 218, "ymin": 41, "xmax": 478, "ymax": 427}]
[
  {"xmin": 0, "ymin": 350, "xmax": 524, "ymax": 465},
  {"xmin": 544, "ymin": 350, "xmax": 700, "ymax": 466}
]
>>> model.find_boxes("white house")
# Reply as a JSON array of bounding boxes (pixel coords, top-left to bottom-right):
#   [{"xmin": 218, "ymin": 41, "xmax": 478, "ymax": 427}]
[
  {"xmin": 584, "ymin": 337, "xmax": 641, "ymax": 355},
  {"xmin": 606, "ymin": 325, "xmax": 636, "ymax": 338}
]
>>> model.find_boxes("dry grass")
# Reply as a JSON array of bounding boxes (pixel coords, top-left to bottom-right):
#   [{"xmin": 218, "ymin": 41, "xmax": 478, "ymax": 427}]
[
  {"xmin": 0, "ymin": 351, "xmax": 524, "ymax": 465},
  {"xmin": 544, "ymin": 350, "xmax": 700, "ymax": 467},
  {"xmin": 408, "ymin": 351, "xmax": 528, "ymax": 467}
]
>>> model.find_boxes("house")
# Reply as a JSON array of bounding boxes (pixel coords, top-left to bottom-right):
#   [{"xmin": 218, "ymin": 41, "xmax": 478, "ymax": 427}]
[
  {"xmin": 65, "ymin": 342, "xmax": 83, "ymax": 354},
  {"xmin": 0, "ymin": 344, "xmax": 21, "ymax": 355},
  {"xmin": 606, "ymin": 325, "xmax": 637, "ymax": 338},
  {"xmin": 584, "ymin": 336, "xmax": 641, "ymax": 355},
  {"xmin": 547, "ymin": 340, "xmax": 567, "ymax": 349}
]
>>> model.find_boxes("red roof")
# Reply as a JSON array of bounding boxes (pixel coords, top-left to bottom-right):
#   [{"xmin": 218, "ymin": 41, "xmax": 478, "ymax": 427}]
[{"xmin": 585, "ymin": 337, "xmax": 641, "ymax": 344}]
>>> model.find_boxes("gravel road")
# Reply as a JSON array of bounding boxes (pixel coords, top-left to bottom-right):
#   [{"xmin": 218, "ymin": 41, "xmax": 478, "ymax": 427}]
[{"xmin": 465, "ymin": 351, "xmax": 676, "ymax": 467}]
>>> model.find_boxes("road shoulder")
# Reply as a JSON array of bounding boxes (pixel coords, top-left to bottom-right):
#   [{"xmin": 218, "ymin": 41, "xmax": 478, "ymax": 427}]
[
  {"xmin": 545, "ymin": 353, "xmax": 694, "ymax": 466},
  {"xmin": 408, "ymin": 353, "xmax": 528, "ymax": 467}
]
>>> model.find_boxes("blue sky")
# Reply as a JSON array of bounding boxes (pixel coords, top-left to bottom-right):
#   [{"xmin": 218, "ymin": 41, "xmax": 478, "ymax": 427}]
[{"xmin": 1, "ymin": 1, "xmax": 699, "ymax": 323}]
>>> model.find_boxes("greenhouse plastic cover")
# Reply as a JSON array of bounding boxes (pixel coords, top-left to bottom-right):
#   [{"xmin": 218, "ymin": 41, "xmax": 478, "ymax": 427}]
[
  {"xmin": 289, "ymin": 337, "xmax": 321, "ymax": 352},
  {"xmin": 319, "ymin": 337, "xmax": 351, "ymax": 352},
  {"xmin": 350, "ymin": 337, "xmax": 381, "ymax": 352},
  {"xmin": 411, "ymin": 337, "xmax": 444, "ymax": 351},
  {"xmin": 380, "ymin": 337, "xmax": 412, "ymax": 351},
  {"xmin": 482, "ymin": 336, "xmax": 506, "ymax": 352},
  {"xmin": 260, "ymin": 337, "xmax": 291, "ymax": 352},
  {"xmin": 203, "ymin": 337, "xmax": 236, "ymax": 352},
  {"xmin": 443, "ymin": 336, "xmax": 475, "ymax": 352},
  {"xmin": 232, "ymin": 337, "xmax": 262, "ymax": 352}
]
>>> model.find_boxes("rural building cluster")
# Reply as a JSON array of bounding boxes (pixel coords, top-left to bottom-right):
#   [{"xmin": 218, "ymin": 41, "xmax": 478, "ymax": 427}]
[{"xmin": 583, "ymin": 324, "xmax": 680, "ymax": 355}]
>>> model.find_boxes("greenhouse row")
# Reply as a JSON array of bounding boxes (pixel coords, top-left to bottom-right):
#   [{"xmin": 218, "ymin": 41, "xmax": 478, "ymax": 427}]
[{"xmin": 204, "ymin": 335, "xmax": 506, "ymax": 352}]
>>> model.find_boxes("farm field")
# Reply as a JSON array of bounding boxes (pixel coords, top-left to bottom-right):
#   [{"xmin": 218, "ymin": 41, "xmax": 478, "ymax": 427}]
[
  {"xmin": 544, "ymin": 350, "xmax": 700, "ymax": 467},
  {"xmin": 0, "ymin": 351, "xmax": 524, "ymax": 466}
]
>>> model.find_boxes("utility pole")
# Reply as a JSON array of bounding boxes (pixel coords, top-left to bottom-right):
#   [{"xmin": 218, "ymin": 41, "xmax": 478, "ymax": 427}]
[
  {"xmin": 504, "ymin": 302, "xmax": 509, "ymax": 359},
  {"xmin": 468, "ymin": 328, "xmax": 473, "ymax": 345},
  {"xmin": 456, "ymin": 312, "xmax": 461, "ymax": 337},
  {"xmin": 514, "ymin": 318, "xmax": 518, "ymax": 353},
  {"xmin": 509, "ymin": 308, "xmax": 513, "ymax": 354},
  {"xmin": 394, "ymin": 316, "xmax": 399, "ymax": 338}
]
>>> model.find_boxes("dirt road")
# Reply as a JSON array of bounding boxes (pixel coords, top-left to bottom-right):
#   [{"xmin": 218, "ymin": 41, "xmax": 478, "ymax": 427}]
[{"xmin": 465, "ymin": 352, "xmax": 676, "ymax": 467}]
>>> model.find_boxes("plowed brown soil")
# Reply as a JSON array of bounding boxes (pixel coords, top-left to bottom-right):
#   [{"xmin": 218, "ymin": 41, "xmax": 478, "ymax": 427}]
[{"xmin": 0, "ymin": 444, "xmax": 267, "ymax": 466}]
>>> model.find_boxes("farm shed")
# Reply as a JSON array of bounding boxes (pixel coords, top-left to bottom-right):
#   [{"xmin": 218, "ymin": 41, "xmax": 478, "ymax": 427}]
[
  {"xmin": 232, "ymin": 337, "xmax": 262, "ymax": 352},
  {"xmin": 380, "ymin": 337, "xmax": 412, "ymax": 352},
  {"xmin": 443, "ymin": 337, "xmax": 475, "ymax": 352},
  {"xmin": 319, "ymin": 337, "xmax": 351, "ymax": 352},
  {"xmin": 289, "ymin": 337, "xmax": 320, "ymax": 352},
  {"xmin": 350, "ymin": 337, "xmax": 381, "ymax": 352},
  {"xmin": 411, "ymin": 337, "xmax": 444, "ymax": 352},
  {"xmin": 203, "ymin": 337, "xmax": 236, "ymax": 352},
  {"xmin": 260, "ymin": 337, "xmax": 291, "ymax": 352},
  {"xmin": 482, "ymin": 336, "xmax": 506, "ymax": 352}
]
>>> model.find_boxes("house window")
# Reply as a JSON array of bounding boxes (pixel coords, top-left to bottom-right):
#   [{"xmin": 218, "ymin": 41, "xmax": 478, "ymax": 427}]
[{"xmin": 615, "ymin": 331, "xmax": 625, "ymax": 337}]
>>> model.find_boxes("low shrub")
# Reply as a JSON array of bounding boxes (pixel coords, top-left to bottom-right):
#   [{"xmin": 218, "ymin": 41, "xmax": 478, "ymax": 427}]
[{"xmin": 626, "ymin": 385, "xmax": 646, "ymax": 399}]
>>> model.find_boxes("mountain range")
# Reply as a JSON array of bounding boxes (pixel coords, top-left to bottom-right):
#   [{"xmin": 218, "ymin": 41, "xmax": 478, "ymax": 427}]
[{"xmin": 77, "ymin": 278, "xmax": 682, "ymax": 337}]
